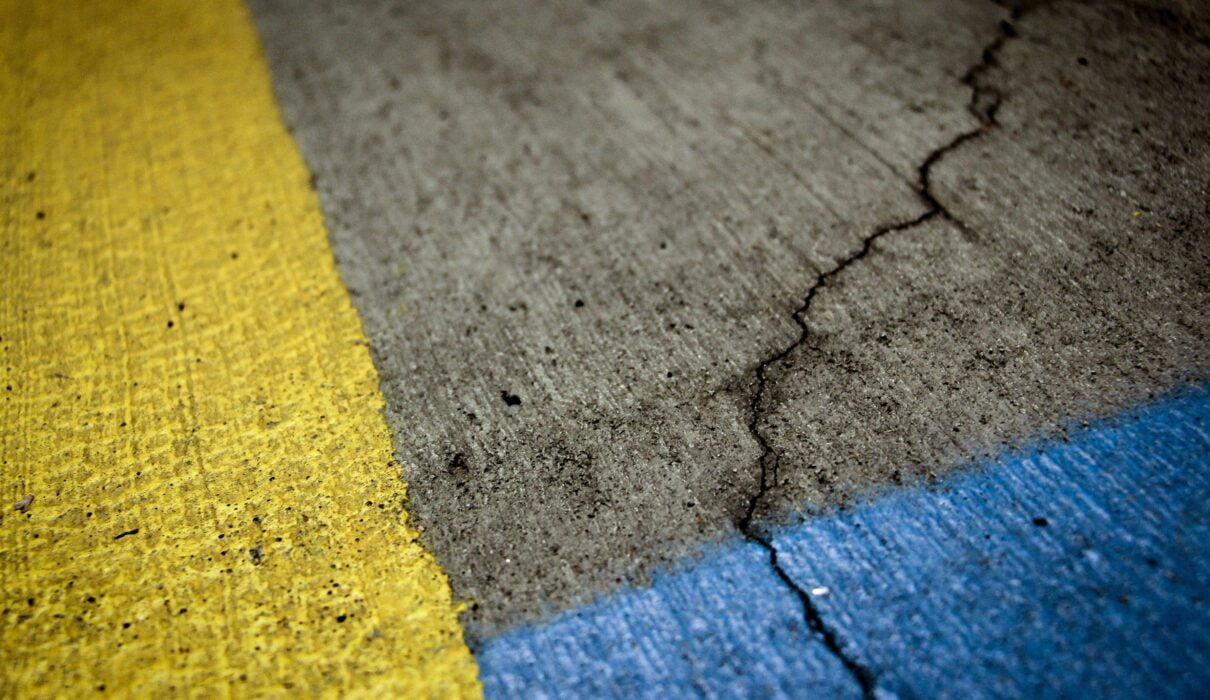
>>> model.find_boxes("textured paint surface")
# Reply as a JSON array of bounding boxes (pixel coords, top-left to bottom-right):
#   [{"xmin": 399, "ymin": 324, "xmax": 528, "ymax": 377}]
[
  {"xmin": 480, "ymin": 539, "xmax": 858, "ymax": 698},
  {"xmin": 771, "ymin": 384, "xmax": 1210, "ymax": 698},
  {"xmin": 476, "ymin": 385, "xmax": 1210, "ymax": 697},
  {"xmin": 0, "ymin": 1, "xmax": 479, "ymax": 696}
]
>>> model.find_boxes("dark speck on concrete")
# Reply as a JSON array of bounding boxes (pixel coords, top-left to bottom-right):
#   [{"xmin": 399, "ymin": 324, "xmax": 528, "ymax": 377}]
[
  {"xmin": 448, "ymin": 452, "xmax": 470, "ymax": 474},
  {"xmin": 501, "ymin": 391, "xmax": 522, "ymax": 407}
]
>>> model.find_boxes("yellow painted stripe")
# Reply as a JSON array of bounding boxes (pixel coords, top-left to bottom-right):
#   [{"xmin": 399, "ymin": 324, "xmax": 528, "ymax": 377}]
[{"xmin": 0, "ymin": 1, "xmax": 480, "ymax": 696}]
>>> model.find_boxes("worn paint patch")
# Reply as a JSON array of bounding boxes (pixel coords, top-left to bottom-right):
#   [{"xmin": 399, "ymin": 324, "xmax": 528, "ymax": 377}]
[
  {"xmin": 476, "ymin": 384, "xmax": 1210, "ymax": 697},
  {"xmin": 0, "ymin": 0, "xmax": 479, "ymax": 695}
]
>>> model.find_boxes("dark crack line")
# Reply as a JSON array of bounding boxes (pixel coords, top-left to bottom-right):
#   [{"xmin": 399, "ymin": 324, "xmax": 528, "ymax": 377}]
[{"xmin": 736, "ymin": 6, "xmax": 1030, "ymax": 698}]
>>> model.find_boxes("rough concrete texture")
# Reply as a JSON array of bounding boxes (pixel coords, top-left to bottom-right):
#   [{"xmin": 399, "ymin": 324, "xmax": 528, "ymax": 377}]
[{"xmin": 250, "ymin": 0, "xmax": 1210, "ymax": 639}]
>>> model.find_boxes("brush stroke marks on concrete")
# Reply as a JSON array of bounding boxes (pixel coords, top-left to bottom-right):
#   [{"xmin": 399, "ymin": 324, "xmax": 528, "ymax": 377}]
[
  {"xmin": 250, "ymin": 0, "xmax": 1210, "ymax": 637},
  {"xmin": 477, "ymin": 384, "xmax": 1210, "ymax": 697}
]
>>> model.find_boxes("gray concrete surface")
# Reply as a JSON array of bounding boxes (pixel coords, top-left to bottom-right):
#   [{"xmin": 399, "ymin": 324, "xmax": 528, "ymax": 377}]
[{"xmin": 250, "ymin": 0, "xmax": 1210, "ymax": 640}]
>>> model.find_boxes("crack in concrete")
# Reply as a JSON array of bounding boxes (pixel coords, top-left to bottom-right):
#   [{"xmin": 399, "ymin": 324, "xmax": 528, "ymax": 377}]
[{"xmin": 736, "ymin": 4, "xmax": 1031, "ymax": 697}]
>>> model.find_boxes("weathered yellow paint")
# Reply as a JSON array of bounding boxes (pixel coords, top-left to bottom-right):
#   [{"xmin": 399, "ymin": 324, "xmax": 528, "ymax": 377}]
[{"xmin": 0, "ymin": 1, "xmax": 481, "ymax": 696}]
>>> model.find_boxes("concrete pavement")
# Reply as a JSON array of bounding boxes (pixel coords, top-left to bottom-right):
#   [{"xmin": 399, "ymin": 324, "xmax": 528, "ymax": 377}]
[{"xmin": 252, "ymin": 0, "xmax": 1210, "ymax": 641}]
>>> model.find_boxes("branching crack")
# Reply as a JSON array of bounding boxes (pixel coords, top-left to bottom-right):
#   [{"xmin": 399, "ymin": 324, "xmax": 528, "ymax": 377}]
[{"xmin": 736, "ymin": 5, "xmax": 1031, "ymax": 697}]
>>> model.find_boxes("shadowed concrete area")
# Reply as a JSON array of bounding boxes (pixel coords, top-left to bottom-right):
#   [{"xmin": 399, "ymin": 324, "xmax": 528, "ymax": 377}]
[{"xmin": 250, "ymin": 0, "xmax": 1210, "ymax": 640}]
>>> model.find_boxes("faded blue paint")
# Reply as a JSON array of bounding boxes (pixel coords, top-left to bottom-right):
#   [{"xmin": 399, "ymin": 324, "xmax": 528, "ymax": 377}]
[{"xmin": 476, "ymin": 385, "xmax": 1210, "ymax": 698}]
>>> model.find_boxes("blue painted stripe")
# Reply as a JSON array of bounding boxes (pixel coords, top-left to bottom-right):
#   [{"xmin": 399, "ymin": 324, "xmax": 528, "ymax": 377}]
[
  {"xmin": 477, "ymin": 537, "xmax": 858, "ymax": 698},
  {"xmin": 476, "ymin": 385, "xmax": 1210, "ymax": 698}
]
